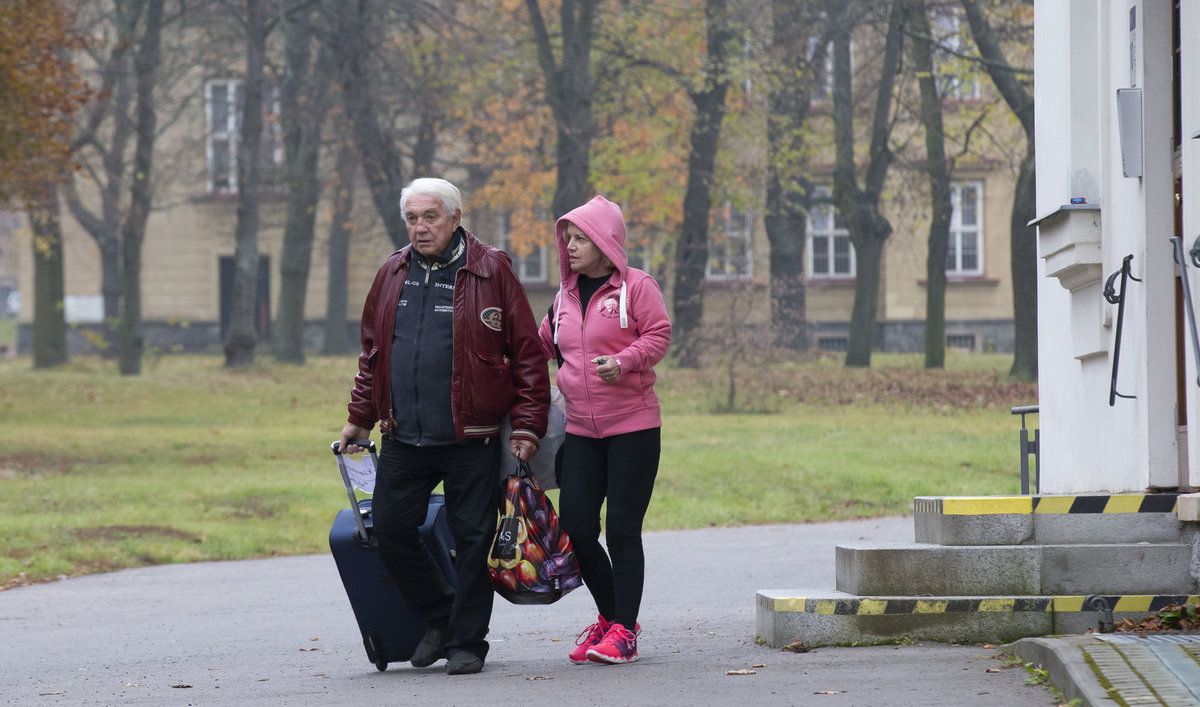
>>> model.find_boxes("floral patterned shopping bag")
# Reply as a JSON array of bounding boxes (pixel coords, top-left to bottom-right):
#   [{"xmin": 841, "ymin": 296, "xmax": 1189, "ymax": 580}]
[{"xmin": 487, "ymin": 459, "xmax": 582, "ymax": 604}]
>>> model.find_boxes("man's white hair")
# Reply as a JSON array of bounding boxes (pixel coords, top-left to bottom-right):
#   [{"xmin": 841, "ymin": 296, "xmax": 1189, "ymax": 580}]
[{"xmin": 400, "ymin": 177, "xmax": 463, "ymax": 216}]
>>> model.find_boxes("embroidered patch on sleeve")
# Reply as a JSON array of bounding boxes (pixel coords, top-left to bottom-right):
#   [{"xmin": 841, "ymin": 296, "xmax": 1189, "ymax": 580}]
[{"xmin": 480, "ymin": 307, "xmax": 503, "ymax": 331}]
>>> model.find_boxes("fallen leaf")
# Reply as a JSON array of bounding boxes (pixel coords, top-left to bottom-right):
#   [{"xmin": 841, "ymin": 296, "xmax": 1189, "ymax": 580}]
[
  {"xmin": 782, "ymin": 640, "xmax": 812, "ymax": 653},
  {"xmin": 751, "ymin": 664, "xmax": 766, "ymax": 668},
  {"xmin": 985, "ymin": 668, "xmax": 1002, "ymax": 673},
  {"xmin": 310, "ymin": 636, "xmax": 319, "ymax": 641},
  {"xmin": 38, "ymin": 692, "xmax": 65, "ymax": 697},
  {"xmin": 979, "ymin": 643, "xmax": 994, "ymax": 649},
  {"xmin": 815, "ymin": 690, "xmax": 842, "ymax": 695},
  {"xmin": 726, "ymin": 669, "xmax": 757, "ymax": 676},
  {"xmin": 299, "ymin": 648, "xmax": 319, "ymax": 652},
  {"xmin": 123, "ymin": 682, "xmax": 143, "ymax": 688},
  {"xmin": 170, "ymin": 684, "xmax": 192, "ymax": 689},
  {"xmin": 526, "ymin": 675, "xmax": 552, "ymax": 681}
]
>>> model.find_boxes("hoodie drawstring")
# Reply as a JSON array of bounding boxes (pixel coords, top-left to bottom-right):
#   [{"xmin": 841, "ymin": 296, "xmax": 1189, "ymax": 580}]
[
  {"xmin": 553, "ymin": 286, "xmax": 563, "ymax": 346},
  {"xmin": 619, "ymin": 280, "xmax": 628, "ymax": 329}
]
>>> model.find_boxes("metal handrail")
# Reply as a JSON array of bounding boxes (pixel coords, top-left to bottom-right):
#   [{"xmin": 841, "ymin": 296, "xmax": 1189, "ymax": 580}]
[
  {"xmin": 1011, "ymin": 405, "xmax": 1039, "ymax": 494},
  {"xmin": 1103, "ymin": 255, "xmax": 1141, "ymax": 405},
  {"xmin": 1172, "ymin": 236, "xmax": 1200, "ymax": 389}
]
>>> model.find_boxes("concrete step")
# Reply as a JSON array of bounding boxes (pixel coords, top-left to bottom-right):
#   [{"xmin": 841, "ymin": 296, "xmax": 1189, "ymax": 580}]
[
  {"xmin": 914, "ymin": 494, "xmax": 1186, "ymax": 546},
  {"xmin": 756, "ymin": 589, "xmax": 1200, "ymax": 648},
  {"xmin": 835, "ymin": 542, "xmax": 1196, "ymax": 596}
]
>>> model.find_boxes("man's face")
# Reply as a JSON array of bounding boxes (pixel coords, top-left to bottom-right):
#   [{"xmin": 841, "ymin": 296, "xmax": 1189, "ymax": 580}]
[{"xmin": 405, "ymin": 194, "xmax": 461, "ymax": 259}]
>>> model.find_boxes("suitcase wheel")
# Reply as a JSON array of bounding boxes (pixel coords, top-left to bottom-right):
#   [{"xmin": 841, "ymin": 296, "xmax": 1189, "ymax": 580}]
[{"xmin": 375, "ymin": 659, "xmax": 388, "ymax": 672}]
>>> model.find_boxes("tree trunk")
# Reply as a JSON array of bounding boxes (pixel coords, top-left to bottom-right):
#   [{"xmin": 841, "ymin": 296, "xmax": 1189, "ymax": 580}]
[
  {"xmin": 1010, "ymin": 150, "xmax": 1037, "ymax": 379},
  {"xmin": 65, "ymin": 1, "xmax": 139, "ymax": 355},
  {"xmin": 274, "ymin": 1, "xmax": 330, "ymax": 364},
  {"xmin": 333, "ymin": 0, "xmax": 407, "ymax": 248},
  {"xmin": 224, "ymin": 0, "xmax": 268, "ymax": 368},
  {"xmin": 845, "ymin": 230, "xmax": 885, "ymax": 365},
  {"xmin": 322, "ymin": 139, "xmax": 356, "ymax": 355},
  {"xmin": 909, "ymin": 0, "xmax": 952, "ymax": 369},
  {"xmin": 526, "ymin": 0, "xmax": 596, "ymax": 217},
  {"xmin": 29, "ymin": 187, "xmax": 67, "ymax": 369},
  {"xmin": 830, "ymin": 0, "xmax": 905, "ymax": 368},
  {"xmin": 765, "ymin": 0, "xmax": 822, "ymax": 351},
  {"xmin": 960, "ymin": 0, "xmax": 1037, "ymax": 379},
  {"xmin": 117, "ymin": 0, "xmax": 164, "ymax": 376},
  {"xmin": 671, "ymin": 0, "xmax": 735, "ymax": 367}
]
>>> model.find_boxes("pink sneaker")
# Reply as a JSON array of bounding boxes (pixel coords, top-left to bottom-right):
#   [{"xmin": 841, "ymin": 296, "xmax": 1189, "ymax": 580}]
[
  {"xmin": 586, "ymin": 623, "xmax": 639, "ymax": 664},
  {"xmin": 568, "ymin": 615, "xmax": 611, "ymax": 664}
]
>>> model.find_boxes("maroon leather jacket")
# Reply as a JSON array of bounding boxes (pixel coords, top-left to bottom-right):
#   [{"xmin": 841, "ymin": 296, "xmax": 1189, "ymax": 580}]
[{"xmin": 346, "ymin": 228, "xmax": 549, "ymax": 445}]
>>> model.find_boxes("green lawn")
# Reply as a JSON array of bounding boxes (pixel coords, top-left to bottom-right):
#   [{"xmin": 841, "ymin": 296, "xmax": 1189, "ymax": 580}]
[
  {"xmin": 0, "ymin": 353, "xmax": 1036, "ymax": 588},
  {"xmin": 0, "ymin": 318, "xmax": 14, "ymax": 353}
]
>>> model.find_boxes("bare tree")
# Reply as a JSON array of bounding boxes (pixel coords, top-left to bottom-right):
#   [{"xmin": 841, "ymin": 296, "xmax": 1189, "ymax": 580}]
[
  {"xmin": 321, "ymin": 136, "xmax": 356, "ymax": 355},
  {"xmin": 273, "ymin": 0, "xmax": 332, "ymax": 364},
  {"xmin": 908, "ymin": 0, "xmax": 952, "ymax": 368},
  {"xmin": 829, "ymin": 0, "xmax": 906, "ymax": 368},
  {"xmin": 672, "ymin": 0, "xmax": 738, "ymax": 366},
  {"xmin": 223, "ymin": 0, "xmax": 270, "ymax": 367},
  {"xmin": 764, "ymin": 0, "xmax": 825, "ymax": 351},
  {"xmin": 960, "ymin": 0, "xmax": 1035, "ymax": 379},
  {"xmin": 117, "ymin": 0, "xmax": 165, "ymax": 375},
  {"xmin": 525, "ymin": 0, "xmax": 597, "ymax": 217},
  {"xmin": 330, "ymin": 0, "xmax": 407, "ymax": 248}
]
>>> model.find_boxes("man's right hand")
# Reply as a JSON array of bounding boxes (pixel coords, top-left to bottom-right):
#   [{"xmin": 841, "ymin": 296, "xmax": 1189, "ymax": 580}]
[{"xmin": 339, "ymin": 423, "xmax": 371, "ymax": 454}]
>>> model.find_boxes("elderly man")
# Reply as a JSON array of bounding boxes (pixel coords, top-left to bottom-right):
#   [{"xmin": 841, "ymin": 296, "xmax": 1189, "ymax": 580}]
[{"xmin": 339, "ymin": 177, "xmax": 549, "ymax": 675}]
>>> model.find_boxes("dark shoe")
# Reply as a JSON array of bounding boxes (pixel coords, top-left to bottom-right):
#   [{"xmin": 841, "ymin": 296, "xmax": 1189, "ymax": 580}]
[
  {"xmin": 445, "ymin": 651, "xmax": 484, "ymax": 675},
  {"xmin": 410, "ymin": 625, "xmax": 451, "ymax": 668}
]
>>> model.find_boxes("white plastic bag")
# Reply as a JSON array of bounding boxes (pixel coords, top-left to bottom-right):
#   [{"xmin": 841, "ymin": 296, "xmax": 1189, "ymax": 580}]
[{"xmin": 500, "ymin": 385, "xmax": 566, "ymax": 489}]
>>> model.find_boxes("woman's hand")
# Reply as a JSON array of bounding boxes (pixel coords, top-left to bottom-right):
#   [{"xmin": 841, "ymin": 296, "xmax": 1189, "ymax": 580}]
[{"xmin": 594, "ymin": 356, "xmax": 622, "ymax": 383}]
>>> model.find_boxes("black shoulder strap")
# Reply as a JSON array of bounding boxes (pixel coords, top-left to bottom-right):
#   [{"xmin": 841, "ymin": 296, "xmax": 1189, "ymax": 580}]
[{"xmin": 548, "ymin": 301, "xmax": 564, "ymax": 368}]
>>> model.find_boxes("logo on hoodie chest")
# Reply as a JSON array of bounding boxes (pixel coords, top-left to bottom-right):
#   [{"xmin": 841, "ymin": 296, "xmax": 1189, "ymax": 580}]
[{"xmin": 596, "ymin": 296, "xmax": 620, "ymax": 319}]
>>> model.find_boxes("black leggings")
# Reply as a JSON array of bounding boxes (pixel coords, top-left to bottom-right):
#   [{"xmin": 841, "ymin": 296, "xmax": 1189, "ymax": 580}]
[{"xmin": 557, "ymin": 427, "xmax": 660, "ymax": 631}]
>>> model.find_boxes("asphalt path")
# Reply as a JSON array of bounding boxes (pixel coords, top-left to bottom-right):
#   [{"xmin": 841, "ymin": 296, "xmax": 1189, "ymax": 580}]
[{"xmin": 0, "ymin": 517, "xmax": 1052, "ymax": 705}]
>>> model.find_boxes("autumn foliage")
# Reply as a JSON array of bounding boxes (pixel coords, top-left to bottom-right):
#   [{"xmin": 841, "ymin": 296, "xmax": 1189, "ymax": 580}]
[{"xmin": 0, "ymin": 0, "xmax": 90, "ymax": 203}]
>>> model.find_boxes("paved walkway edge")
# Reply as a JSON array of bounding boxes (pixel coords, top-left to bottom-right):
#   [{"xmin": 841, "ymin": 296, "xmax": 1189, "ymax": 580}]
[{"xmin": 1009, "ymin": 637, "xmax": 1113, "ymax": 707}]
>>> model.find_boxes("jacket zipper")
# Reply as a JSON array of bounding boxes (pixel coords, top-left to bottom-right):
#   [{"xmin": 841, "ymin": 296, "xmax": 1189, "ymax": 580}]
[{"xmin": 412, "ymin": 263, "xmax": 433, "ymax": 445}]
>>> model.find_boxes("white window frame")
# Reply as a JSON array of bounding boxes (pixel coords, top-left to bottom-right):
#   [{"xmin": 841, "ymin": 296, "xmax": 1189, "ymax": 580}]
[
  {"xmin": 808, "ymin": 38, "xmax": 850, "ymax": 101},
  {"xmin": 933, "ymin": 10, "xmax": 981, "ymax": 101},
  {"xmin": 807, "ymin": 186, "xmax": 855, "ymax": 279},
  {"xmin": 498, "ymin": 214, "xmax": 548, "ymax": 283},
  {"xmin": 205, "ymin": 79, "xmax": 239, "ymax": 193},
  {"xmin": 947, "ymin": 181, "xmax": 984, "ymax": 276},
  {"xmin": 205, "ymin": 79, "xmax": 283, "ymax": 194},
  {"xmin": 706, "ymin": 203, "xmax": 753, "ymax": 280}
]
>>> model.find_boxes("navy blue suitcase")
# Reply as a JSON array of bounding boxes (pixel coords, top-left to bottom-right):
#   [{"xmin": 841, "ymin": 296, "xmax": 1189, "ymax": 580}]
[{"xmin": 328, "ymin": 440, "xmax": 457, "ymax": 672}]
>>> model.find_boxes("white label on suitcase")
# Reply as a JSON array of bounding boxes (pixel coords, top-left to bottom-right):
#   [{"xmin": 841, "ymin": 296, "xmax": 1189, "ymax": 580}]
[{"xmin": 342, "ymin": 453, "xmax": 376, "ymax": 494}]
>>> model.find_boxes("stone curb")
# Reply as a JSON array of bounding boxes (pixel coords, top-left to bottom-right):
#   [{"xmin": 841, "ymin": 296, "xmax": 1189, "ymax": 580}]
[{"xmin": 1008, "ymin": 636, "xmax": 1117, "ymax": 707}]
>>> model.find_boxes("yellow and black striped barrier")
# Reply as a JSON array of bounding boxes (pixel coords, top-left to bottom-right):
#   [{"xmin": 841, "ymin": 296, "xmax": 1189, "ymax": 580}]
[
  {"xmin": 766, "ymin": 594, "xmax": 1200, "ymax": 616},
  {"xmin": 913, "ymin": 494, "xmax": 1179, "ymax": 516}
]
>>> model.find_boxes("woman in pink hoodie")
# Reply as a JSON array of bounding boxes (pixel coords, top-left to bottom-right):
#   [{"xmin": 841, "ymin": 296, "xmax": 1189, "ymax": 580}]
[{"xmin": 537, "ymin": 196, "xmax": 672, "ymax": 665}]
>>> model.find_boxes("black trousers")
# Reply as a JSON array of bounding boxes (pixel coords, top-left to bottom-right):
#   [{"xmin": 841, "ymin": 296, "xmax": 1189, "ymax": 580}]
[
  {"xmin": 557, "ymin": 427, "xmax": 660, "ymax": 631},
  {"xmin": 372, "ymin": 437, "xmax": 500, "ymax": 659}
]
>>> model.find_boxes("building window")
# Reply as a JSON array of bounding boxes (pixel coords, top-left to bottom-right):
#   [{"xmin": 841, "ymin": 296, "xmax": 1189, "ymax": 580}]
[
  {"xmin": 707, "ymin": 203, "xmax": 753, "ymax": 280},
  {"xmin": 946, "ymin": 334, "xmax": 977, "ymax": 351},
  {"xmin": 205, "ymin": 79, "xmax": 283, "ymax": 194},
  {"xmin": 808, "ymin": 38, "xmax": 850, "ymax": 102},
  {"xmin": 817, "ymin": 336, "xmax": 848, "ymax": 352},
  {"xmin": 807, "ymin": 186, "xmax": 854, "ymax": 278},
  {"xmin": 933, "ymin": 10, "xmax": 981, "ymax": 101},
  {"xmin": 498, "ymin": 214, "xmax": 547, "ymax": 283},
  {"xmin": 946, "ymin": 182, "xmax": 983, "ymax": 276}
]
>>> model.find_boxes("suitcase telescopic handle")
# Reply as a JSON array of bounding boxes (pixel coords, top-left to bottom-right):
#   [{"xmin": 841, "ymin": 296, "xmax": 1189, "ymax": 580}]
[
  {"xmin": 331, "ymin": 439, "xmax": 375, "ymax": 455},
  {"xmin": 330, "ymin": 439, "xmax": 377, "ymax": 543}
]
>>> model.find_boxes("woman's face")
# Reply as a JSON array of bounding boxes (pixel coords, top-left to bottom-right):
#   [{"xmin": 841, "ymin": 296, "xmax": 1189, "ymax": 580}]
[{"xmin": 564, "ymin": 223, "xmax": 611, "ymax": 278}]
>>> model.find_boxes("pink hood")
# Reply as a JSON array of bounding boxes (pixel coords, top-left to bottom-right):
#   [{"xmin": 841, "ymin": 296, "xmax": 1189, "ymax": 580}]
[{"xmin": 553, "ymin": 195, "xmax": 631, "ymax": 341}]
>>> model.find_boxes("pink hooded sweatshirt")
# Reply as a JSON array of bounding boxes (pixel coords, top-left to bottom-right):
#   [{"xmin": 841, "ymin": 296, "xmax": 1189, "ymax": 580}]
[{"xmin": 537, "ymin": 196, "xmax": 672, "ymax": 439}]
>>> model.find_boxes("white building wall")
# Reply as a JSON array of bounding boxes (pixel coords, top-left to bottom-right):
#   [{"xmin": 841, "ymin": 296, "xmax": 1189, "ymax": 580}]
[
  {"xmin": 1034, "ymin": 0, "xmax": 1180, "ymax": 493},
  {"xmin": 1183, "ymin": 0, "xmax": 1200, "ymax": 488}
]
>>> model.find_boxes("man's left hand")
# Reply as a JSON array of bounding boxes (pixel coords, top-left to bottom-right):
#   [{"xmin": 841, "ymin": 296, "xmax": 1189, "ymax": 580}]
[{"xmin": 510, "ymin": 438, "xmax": 538, "ymax": 462}]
